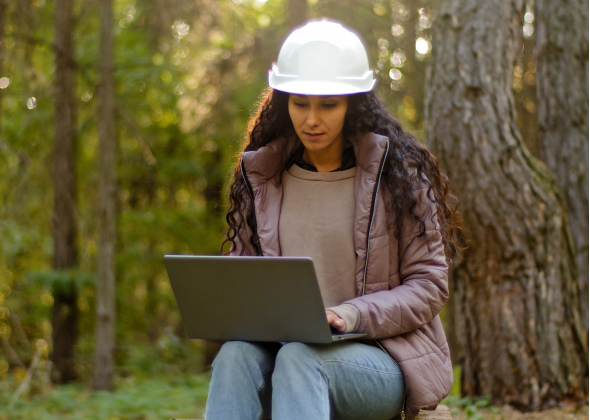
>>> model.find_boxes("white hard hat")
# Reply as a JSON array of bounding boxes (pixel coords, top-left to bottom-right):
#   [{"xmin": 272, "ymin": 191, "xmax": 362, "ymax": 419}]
[{"xmin": 268, "ymin": 21, "xmax": 375, "ymax": 95}]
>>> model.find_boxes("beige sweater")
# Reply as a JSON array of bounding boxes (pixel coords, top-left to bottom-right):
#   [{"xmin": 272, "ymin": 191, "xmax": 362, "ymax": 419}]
[{"xmin": 279, "ymin": 164, "xmax": 360, "ymax": 332}]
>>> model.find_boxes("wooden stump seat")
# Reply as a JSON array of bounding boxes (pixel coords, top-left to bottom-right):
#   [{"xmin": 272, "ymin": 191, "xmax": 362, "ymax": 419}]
[
  {"xmin": 415, "ymin": 404, "xmax": 454, "ymax": 419},
  {"xmin": 171, "ymin": 403, "xmax": 454, "ymax": 420}
]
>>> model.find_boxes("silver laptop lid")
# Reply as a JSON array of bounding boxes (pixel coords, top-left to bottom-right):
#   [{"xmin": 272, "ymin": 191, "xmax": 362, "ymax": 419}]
[{"xmin": 164, "ymin": 255, "xmax": 338, "ymax": 344}]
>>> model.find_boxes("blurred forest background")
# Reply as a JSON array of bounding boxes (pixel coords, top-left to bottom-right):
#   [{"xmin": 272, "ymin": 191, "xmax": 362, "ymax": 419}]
[{"xmin": 0, "ymin": 0, "xmax": 587, "ymax": 418}]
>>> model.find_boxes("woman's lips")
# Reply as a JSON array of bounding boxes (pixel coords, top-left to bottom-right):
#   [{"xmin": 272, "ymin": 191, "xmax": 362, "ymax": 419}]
[{"xmin": 304, "ymin": 132, "xmax": 324, "ymax": 140}]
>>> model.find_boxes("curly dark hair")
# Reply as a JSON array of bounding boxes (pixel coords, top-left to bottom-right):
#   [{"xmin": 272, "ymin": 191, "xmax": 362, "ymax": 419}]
[{"xmin": 221, "ymin": 88, "xmax": 462, "ymax": 257}]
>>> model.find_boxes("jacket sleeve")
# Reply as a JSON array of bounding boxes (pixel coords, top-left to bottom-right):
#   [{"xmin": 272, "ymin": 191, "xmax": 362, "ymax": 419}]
[{"xmin": 343, "ymin": 187, "xmax": 449, "ymax": 339}]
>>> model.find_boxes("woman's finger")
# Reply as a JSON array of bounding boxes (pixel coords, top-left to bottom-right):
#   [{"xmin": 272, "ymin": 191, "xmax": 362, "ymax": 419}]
[{"xmin": 326, "ymin": 310, "xmax": 346, "ymax": 332}]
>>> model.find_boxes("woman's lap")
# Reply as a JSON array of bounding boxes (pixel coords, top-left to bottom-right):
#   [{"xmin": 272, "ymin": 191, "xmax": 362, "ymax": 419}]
[{"xmin": 206, "ymin": 340, "xmax": 405, "ymax": 420}]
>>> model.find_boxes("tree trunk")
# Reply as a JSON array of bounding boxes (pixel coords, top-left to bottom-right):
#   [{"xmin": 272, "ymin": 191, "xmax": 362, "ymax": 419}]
[
  {"xmin": 534, "ymin": 0, "xmax": 589, "ymax": 324},
  {"xmin": 0, "ymin": 0, "xmax": 8, "ymax": 132},
  {"xmin": 288, "ymin": 0, "xmax": 308, "ymax": 30},
  {"xmin": 52, "ymin": 0, "xmax": 78, "ymax": 384},
  {"xmin": 425, "ymin": 0, "xmax": 588, "ymax": 410},
  {"xmin": 93, "ymin": 0, "xmax": 116, "ymax": 391}
]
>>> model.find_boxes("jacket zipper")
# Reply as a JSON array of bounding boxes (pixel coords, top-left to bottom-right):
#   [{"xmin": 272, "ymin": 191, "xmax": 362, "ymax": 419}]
[
  {"xmin": 364, "ymin": 140, "xmax": 406, "ymax": 419},
  {"xmin": 240, "ymin": 158, "xmax": 263, "ymax": 256},
  {"xmin": 361, "ymin": 139, "xmax": 389, "ymax": 296}
]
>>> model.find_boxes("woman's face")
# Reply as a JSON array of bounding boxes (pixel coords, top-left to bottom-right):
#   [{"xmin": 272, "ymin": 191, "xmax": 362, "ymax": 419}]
[{"xmin": 288, "ymin": 94, "xmax": 348, "ymax": 154}]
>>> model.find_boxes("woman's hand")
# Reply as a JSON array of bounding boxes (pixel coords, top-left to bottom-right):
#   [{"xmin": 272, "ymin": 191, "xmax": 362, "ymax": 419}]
[{"xmin": 325, "ymin": 310, "xmax": 346, "ymax": 332}]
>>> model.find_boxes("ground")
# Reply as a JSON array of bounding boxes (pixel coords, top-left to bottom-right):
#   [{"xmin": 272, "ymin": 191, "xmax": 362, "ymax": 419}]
[
  {"xmin": 449, "ymin": 403, "xmax": 588, "ymax": 420},
  {"xmin": 0, "ymin": 354, "xmax": 587, "ymax": 420}
]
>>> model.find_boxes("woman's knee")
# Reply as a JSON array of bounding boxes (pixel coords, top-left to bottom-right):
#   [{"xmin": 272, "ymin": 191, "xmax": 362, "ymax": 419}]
[
  {"xmin": 213, "ymin": 341, "xmax": 275, "ymax": 372},
  {"xmin": 274, "ymin": 342, "xmax": 324, "ymax": 374}
]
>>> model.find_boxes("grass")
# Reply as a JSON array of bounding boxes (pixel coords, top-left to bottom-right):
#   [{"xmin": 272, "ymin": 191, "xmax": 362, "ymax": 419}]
[
  {"xmin": 440, "ymin": 366, "xmax": 497, "ymax": 420},
  {"xmin": 0, "ymin": 372, "xmax": 210, "ymax": 420},
  {"xmin": 0, "ymin": 336, "xmax": 211, "ymax": 420}
]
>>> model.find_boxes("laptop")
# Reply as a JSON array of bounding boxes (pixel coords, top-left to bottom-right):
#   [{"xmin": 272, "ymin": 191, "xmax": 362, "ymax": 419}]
[{"xmin": 164, "ymin": 255, "xmax": 366, "ymax": 343}]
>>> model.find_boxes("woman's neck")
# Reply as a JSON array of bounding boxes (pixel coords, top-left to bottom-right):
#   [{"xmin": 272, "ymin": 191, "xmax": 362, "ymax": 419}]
[{"xmin": 302, "ymin": 138, "xmax": 344, "ymax": 172}]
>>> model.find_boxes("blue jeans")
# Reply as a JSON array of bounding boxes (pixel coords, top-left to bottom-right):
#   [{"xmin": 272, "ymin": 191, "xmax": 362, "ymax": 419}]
[{"xmin": 205, "ymin": 341, "xmax": 405, "ymax": 420}]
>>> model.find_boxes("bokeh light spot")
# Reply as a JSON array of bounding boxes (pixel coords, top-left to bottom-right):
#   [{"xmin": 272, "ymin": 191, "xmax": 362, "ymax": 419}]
[
  {"xmin": 403, "ymin": 95, "xmax": 415, "ymax": 106},
  {"xmin": 258, "ymin": 14, "xmax": 271, "ymax": 27},
  {"xmin": 389, "ymin": 69, "xmax": 402, "ymax": 80},
  {"xmin": 0, "ymin": 77, "xmax": 10, "ymax": 89},
  {"xmin": 390, "ymin": 49, "xmax": 406, "ymax": 68},
  {"xmin": 391, "ymin": 24, "xmax": 404, "ymax": 37},
  {"xmin": 373, "ymin": 4, "xmax": 388, "ymax": 16},
  {"xmin": 119, "ymin": 6, "xmax": 135, "ymax": 28},
  {"xmin": 419, "ymin": 19, "xmax": 431, "ymax": 29},
  {"xmin": 41, "ymin": 293, "xmax": 54, "ymax": 307},
  {"xmin": 390, "ymin": 80, "xmax": 403, "ymax": 91},
  {"xmin": 77, "ymin": 298, "xmax": 90, "ymax": 312},
  {"xmin": 415, "ymin": 38, "xmax": 431, "ymax": 55},
  {"xmin": 26, "ymin": 97, "xmax": 37, "ymax": 109},
  {"xmin": 524, "ymin": 98, "xmax": 536, "ymax": 113},
  {"xmin": 405, "ymin": 105, "xmax": 417, "ymax": 122},
  {"xmin": 160, "ymin": 71, "xmax": 172, "ymax": 84},
  {"xmin": 36, "ymin": 339, "xmax": 48, "ymax": 351},
  {"xmin": 172, "ymin": 20, "xmax": 190, "ymax": 40}
]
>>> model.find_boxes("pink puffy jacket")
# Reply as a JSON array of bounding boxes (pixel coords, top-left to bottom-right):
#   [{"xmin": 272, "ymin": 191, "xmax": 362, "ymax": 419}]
[{"xmin": 232, "ymin": 132, "xmax": 453, "ymax": 419}]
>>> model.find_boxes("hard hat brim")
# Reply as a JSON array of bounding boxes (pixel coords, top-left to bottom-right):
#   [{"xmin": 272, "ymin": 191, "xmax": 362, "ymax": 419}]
[{"xmin": 268, "ymin": 78, "xmax": 375, "ymax": 96}]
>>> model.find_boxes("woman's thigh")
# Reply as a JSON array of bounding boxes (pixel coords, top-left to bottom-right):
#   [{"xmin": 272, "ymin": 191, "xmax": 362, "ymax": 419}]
[
  {"xmin": 207, "ymin": 341, "xmax": 281, "ymax": 420},
  {"xmin": 273, "ymin": 341, "xmax": 405, "ymax": 420}
]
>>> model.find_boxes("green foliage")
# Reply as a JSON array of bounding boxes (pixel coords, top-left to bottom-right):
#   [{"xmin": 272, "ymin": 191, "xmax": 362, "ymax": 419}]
[
  {"xmin": 27, "ymin": 270, "xmax": 97, "ymax": 294},
  {"xmin": 0, "ymin": 332, "xmax": 209, "ymax": 419},
  {"xmin": 440, "ymin": 366, "xmax": 501, "ymax": 420},
  {"xmin": 442, "ymin": 395, "xmax": 495, "ymax": 420},
  {"xmin": 0, "ymin": 372, "xmax": 210, "ymax": 420}
]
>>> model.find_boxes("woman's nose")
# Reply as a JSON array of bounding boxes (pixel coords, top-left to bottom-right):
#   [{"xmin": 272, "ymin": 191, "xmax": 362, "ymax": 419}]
[{"xmin": 306, "ymin": 106, "xmax": 319, "ymax": 126}]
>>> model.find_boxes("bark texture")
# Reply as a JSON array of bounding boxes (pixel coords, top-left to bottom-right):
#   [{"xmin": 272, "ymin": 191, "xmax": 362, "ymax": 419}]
[
  {"xmin": 534, "ymin": 0, "xmax": 589, "ymax": 323},
  {"xmin": 288, "ymin": 0, "xmax": 308, "ymax": 30},
  {"xmin": 52, "ymin": 0, "xmax": 78, "ymax": 384},
  {"xmin": 425, "ymin": 0, "xmax": 588, "ymax": 410},
  {"xmin": 93, "ymin": 0, "xmax": 116, "ymax": 391}
]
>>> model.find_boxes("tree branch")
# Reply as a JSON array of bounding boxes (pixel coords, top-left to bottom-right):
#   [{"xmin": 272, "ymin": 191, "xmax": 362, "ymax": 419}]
[
  {"xmin": 1, "ymin": 336, "xmax": 24, "ymax": 369},
  {"xmin": 8, "ymin": 349, "xmax": 42, "ymax": 410}
]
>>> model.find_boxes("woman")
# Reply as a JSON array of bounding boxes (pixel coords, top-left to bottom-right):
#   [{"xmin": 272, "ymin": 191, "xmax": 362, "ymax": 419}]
[{"xmin": 206, "ymin": 21, "xmax": 460, "ymax": 420}]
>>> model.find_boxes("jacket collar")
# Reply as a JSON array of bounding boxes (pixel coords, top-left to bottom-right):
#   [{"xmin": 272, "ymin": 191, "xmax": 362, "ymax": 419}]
[
  {"xmin": 241, "ymin": 132, "xmax": 389, "ymax": 187},
  {"xmin": 349, "ymin": 132, "xmax": 389, "ymax": 176}
]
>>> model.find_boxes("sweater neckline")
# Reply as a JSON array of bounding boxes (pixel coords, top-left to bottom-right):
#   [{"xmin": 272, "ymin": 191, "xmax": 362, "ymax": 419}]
[{"xmin": 286, "ymin": 164, "xmax": 356, "ymax": 182}]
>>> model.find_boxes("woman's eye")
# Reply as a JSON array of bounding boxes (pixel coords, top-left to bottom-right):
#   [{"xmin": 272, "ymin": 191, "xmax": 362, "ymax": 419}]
[{"xmin": 293, "ymin": 102, "xmax": 307, "ymax": 107}]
